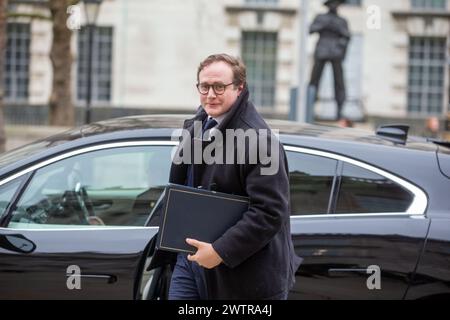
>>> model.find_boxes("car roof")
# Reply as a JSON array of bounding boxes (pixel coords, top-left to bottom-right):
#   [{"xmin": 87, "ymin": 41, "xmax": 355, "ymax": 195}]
[
  {"xmin": 0, "ymin": 114, "xmax": 439, "ymax": 175},
  {"xmin": 0, "ymin": 114, "xmax": 449, "ymax": 212},
  {"xmin": 57, "ymin": 114, "xmax": 438, "ymax": 151}
]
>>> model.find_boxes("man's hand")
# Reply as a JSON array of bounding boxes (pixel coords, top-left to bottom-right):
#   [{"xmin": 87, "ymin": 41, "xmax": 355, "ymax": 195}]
[{"xmin": 186, "ymin": 238, "xmax": 223, "ymax": 269}]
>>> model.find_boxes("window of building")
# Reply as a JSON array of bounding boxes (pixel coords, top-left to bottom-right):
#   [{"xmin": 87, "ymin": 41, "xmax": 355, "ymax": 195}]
[
  {"xmin": 241, "ymin": 31, "xmax": 277, "ymax": 108},
  {"xmin": 3, "ymin": 23, "xmax": 30, "ymax": 102},
  {"xmin": 408, "ymin": 37, "xmax": 446, "ymax": 115},
  {"xmin": 77, "ymin": 26, "xmax": 113, "ymax": 104},
  {"xmin": 335, "ymin": 163, "xmax": 413, "ymax": 214},
  {"xmin": 411, "ymin": 0, "xmax": 447, "ymax": 9},
  {"xmin": 287, "ymin": 151, "xmax": 337, "ymax": 216}
]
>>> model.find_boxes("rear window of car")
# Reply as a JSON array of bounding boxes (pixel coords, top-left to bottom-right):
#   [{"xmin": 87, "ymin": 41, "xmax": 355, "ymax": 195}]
[
  {"xmin": 287, "ymin": 151, "xmax": 337, "ymax": 216},
  {"xmin": 286, "ymin": 149, "xmax": 415, "ymax": 216},
  {"xmin": 335, "ymin": 163, "xmax": 414, "ymax": 214}
]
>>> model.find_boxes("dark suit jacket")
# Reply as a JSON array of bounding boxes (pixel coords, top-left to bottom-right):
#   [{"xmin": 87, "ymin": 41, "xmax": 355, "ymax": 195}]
[{"xmin": 167, "ymin": 86, "xmax": 302, "ymax": 299}]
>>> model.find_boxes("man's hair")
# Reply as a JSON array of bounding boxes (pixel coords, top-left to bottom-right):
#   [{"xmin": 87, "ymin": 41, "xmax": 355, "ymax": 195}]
[{"xmin": 197, "ymin": 54, "xmax": 246, "ymax": 87}]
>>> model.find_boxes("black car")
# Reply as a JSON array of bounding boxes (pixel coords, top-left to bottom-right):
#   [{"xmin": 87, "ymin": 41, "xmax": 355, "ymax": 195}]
[{"xmin": 0, "ymin": 115, "xmax": 449, "ymax": 300}]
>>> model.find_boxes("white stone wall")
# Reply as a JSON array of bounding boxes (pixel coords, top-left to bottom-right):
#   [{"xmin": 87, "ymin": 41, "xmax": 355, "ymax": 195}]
[
  {"xmin": 101, "ymin": 0, "xmax": 228, "ymax": 110},
  {"xmin": 358, "ymin": 0, "xmax": 414, "ymax": 118},
  {"xmin": 306, "ymin": 0, "xmax": 449, "ymax": 118},
  {"xmin": 29, "ymin": 18, "xmax": 52, "ymax": 106},
  {"xmin": 19, "ymin": 0, "xmax": 450, "ymax": 119}
]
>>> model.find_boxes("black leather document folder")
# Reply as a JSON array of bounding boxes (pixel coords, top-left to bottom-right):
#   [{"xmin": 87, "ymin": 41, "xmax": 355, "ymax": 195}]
[{"xmin": 155, "ymin": 184, "xmax": 249, "ymax": 254}]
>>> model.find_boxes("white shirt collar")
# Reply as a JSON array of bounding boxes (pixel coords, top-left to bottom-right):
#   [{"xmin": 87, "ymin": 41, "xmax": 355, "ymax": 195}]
[{"xmin": 208, "ymin": 112, "xmax": 227, "ymax": 126}]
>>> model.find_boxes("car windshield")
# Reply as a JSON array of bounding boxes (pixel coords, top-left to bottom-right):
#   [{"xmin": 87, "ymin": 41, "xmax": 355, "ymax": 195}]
[
  {"xmin": 0, "ymin": 140, "xmax": 54, "ymax": 168},
  {"xmin": 0, "ymin": 129, "xmax": 80, "ymax": 169}
]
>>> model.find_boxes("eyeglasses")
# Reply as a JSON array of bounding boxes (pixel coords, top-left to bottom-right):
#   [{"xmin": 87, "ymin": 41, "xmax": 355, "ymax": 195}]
[{"xmin": 196, "ymin": 82, "xmax": 235, "ymax": 95}]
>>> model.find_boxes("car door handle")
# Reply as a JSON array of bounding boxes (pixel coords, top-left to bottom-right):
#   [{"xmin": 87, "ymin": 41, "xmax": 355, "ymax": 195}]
[
  {"xmin": 67, "ymin": 274, "xmax": 117, "ymax": 284},
  {"xmin": 0, "ymin": 234, "xmax": 36, "ymax": 253}
]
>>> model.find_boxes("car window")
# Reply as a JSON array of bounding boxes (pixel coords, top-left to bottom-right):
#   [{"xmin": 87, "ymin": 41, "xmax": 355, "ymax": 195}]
[
  {"xmin": 7, "ymin": 145, "xmax": 173, "ymax": 229},
  {"xmin": 286, "ymin": 151, "xmax": 337, "ymax": 216},
  {"xmin": 335, "ymin": 163, "xmax": 414, "ymax": 214},
  {"xmin": 0, "ymin": 178, "xmax": 24, "ymax": 220}
]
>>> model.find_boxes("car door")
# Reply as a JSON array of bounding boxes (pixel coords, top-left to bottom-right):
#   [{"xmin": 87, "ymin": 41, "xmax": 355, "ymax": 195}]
[
  {"xmin": 285, "ymin": 146, "xmax": 430, "ymax": 300},
  {"xmin": 0, "ymin": 141, "xmax": 175, "ymax": 299}
]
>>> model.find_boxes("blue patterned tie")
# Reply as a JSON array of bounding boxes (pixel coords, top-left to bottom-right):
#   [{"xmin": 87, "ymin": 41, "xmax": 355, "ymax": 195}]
[
  {"xmin": 186, "ymin": 117, "xmax": 217, "ymax": 187},
  {"xmin": 202, "ymin": 117, "xmax": 218, "ymax": 136}
]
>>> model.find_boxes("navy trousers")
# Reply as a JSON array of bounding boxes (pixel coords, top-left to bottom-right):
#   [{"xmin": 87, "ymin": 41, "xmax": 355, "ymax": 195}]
[{"xmin": 168, "ymin": 253, "xmax": 208, "ymax": 300}]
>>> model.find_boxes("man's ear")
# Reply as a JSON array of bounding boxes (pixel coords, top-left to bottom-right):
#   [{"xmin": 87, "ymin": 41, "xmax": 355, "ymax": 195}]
[{"xmin": 237, "ymin": 84, "xmax": 244, "ymax": 95}]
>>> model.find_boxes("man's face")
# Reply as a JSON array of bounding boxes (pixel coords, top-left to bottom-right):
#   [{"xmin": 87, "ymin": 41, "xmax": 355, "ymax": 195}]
[{"xmin": 198, "ymin": 61, "xmax": 243, "ymax": 118}]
